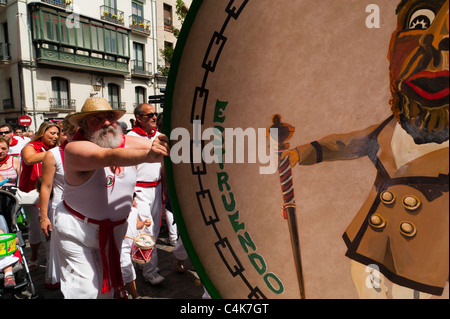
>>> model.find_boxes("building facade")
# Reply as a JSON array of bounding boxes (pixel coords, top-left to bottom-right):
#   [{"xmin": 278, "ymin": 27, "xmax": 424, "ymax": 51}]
[{"xmin": 0, "ymin": 0, "xmax": 189, "ymax": 131}]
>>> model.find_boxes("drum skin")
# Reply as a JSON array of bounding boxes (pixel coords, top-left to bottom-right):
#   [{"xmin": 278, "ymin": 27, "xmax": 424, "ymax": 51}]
[
  {"xmin": 131, "ymin": 234, "xmax": 155, "ymax": 264},
  {"xmin": 164, "ymin": 0, "xmax": 448, "ymax": 299}
]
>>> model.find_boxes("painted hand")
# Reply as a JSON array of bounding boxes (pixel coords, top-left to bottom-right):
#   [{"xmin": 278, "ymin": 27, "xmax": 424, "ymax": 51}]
[{"xmin": 280, "ymin": 148, "xmax": 300, "ymax": 167}]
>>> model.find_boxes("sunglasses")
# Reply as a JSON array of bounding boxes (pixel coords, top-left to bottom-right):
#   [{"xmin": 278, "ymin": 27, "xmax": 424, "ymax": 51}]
[
  {"xmin": 0, "ymin": 131, "xmax": 11, "ymax": 135},
  {"xmin": 141, "ymin": 112, "xmax": 158, "ymax": 118}
]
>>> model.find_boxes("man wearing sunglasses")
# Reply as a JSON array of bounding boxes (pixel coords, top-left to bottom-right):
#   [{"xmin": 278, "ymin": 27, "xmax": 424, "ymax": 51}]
[
  {"xmin": 127, "ymin": 103, "xmax": 166, "ymax": 285},
  {"xmin": 0, "ymin": 124, "xmax": 30, "ymax": 158}
]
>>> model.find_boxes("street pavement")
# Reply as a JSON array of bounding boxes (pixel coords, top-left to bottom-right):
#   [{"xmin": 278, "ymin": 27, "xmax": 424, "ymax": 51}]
[{"xmin": 8, "ymin": 225, "xmax": 205, "ymax": 299}]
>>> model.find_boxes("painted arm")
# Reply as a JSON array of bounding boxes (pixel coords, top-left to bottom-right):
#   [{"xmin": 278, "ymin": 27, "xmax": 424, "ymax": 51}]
[{"xmin": 282, "ymin": 123, "xmax": 380, "ymax": 167}]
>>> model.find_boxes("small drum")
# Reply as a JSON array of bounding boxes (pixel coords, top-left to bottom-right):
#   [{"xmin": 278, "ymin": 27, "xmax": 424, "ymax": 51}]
[
  {"xmin": 131, "ymin": 233, "xmax": 155, "ymax": 264},
  {"xmin": 0, "ymin": 233, "xmax": 17, "ymax": 257}
]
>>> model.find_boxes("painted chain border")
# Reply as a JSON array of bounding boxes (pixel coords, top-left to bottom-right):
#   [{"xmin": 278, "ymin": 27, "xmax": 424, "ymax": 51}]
[{"xmin": 164, "ymin": 0, "xmax": 261, "ymax": 300}]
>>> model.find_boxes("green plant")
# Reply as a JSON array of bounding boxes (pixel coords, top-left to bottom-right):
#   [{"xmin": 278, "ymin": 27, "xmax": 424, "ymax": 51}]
[{"xmin": 158, "ymin": 0, "xmax": 186, "ymax": 77}]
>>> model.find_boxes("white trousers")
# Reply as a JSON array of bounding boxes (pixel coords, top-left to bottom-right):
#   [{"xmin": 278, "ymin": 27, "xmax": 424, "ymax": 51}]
[
  {"xmin": 165, "ymin": 209, "xmax": 178, "ymax": 242},
  {"xmin": 53, "ymin": 203, "xmax": 127, "ymax": 299},
  {"xmin": 121, "ymin": 207, "xmax": 139, "ymax": 284},
  {"xmin": 173, "ymin": 238, "xmax": 187, "ymax": 261},
  {"xmin": 134, "ymin": 184, "xmax": 161, "ymax": 278},
  {"xmin": 45, "ymin": 200, "xmax": 60, "ymax": 285}
]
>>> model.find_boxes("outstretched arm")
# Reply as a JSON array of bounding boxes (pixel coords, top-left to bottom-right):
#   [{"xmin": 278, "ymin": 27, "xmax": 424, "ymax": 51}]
[
  {"xmin": 282, "ymin": 123, "xmax": 379, "ymax": 167},
  {"xmin": 64, "ymin": 134, "xmax": 170, "ymax": 186}
]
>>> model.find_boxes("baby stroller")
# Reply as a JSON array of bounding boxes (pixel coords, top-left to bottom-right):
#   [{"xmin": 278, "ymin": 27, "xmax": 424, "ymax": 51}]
[{"xmin": 0, "ymin": 184, "xmax": 39, "ymax": 299}]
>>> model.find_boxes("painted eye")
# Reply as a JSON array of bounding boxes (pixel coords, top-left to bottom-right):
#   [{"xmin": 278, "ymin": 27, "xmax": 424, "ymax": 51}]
[{"xmin": 408, "ymin": 9, "xmax": 435, "ymax": 30}]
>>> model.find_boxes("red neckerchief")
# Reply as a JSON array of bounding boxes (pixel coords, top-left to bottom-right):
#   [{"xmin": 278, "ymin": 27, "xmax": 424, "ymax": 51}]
[
  {"xmin": 131, "ymin": 126, "xmax": 156, "ymax": 139},
  {"xmin": 0, "ymin": 155, "xmax": 10, "ymax": 166},
  {"xmin": 9, "ymin": 135, "xmax": 19, "ymax": 147},
  {"xmin": 30, "ymin": 140, "xmax": 51, "ymax": 152}
]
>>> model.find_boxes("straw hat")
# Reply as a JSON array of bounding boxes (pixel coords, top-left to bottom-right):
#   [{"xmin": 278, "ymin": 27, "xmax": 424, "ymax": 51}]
[{"xmin": 68, "ymin": 97, "xmax": 126, "ymax": 127}]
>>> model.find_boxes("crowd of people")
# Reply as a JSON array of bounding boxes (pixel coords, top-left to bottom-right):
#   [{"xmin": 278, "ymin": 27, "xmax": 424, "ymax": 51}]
[{"xmin": 0, "ymin": 97, "xmax": 191, "ymax": 299}]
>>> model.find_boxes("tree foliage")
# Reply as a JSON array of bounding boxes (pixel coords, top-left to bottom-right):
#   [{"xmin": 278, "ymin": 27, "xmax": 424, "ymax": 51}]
[{"xmin": 158, "ymin": 0, "xmax": 187, "ymax": 77}]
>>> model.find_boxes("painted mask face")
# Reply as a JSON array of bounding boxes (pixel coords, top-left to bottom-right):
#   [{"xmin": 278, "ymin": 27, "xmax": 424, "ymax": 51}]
[{"xmin": 388, "ymin": 0, "xmax": 449, "ymax": 144}]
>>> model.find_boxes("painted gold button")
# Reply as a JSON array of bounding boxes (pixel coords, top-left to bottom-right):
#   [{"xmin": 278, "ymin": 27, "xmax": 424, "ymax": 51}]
[
  {"xmin": 402, "ymin": 195, "xmax": 421, "ymax": 211},
  {"xmin": 400, "ymin": 222, "xmax": 417, "ymax": 237},
  {"xmin": 380, "ymin": 191, "xmax": 395, "ymax": 205},
  {"xmin": 369, "ymin": 213, "xmax": 385, "ymax": 229}
]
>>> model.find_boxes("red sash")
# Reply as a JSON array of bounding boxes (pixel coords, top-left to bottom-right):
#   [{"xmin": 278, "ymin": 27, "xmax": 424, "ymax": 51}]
[
  {"xmin": 135, "ymin": 180, "xmax": 161, "ymax": 188},
  {"xmin": 63, "ymin": 201, "xmax": 128, "ymax": 299}
]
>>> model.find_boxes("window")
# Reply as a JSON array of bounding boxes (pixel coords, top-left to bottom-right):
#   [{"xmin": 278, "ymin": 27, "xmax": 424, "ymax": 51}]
[
  {"xmin": 105, "ymin": 0, "xmax": 117, "ymax": 10},
  {"xmin": 164, "ymin": 41, "xmax": 173, "ymax": 67},
  {"xmin": 132, "ymin": 0, "xmax": 144, "ymax": 26},
  {"xmin": 163, "ymin": 4, "xmax": 172, "ymax": 29},
  {"xmin": 133, "ymin": 42, "xmax": 144, "ymax": 71},
  {"xmin": 117, "ymin": 32, "xmax": 125, "ymax": 56},
  {"xmin": 108, "ymin": 83, "xmax": 120, "ymax": 109},
  {"xmin": 132, "ymin": 0, "xmax": 144, "ymax": 18},
  {"xmin": 51, "ymin": 77, "xmax": 70, "ymax": 107},
  {"xmin": 135, "ymin": 86, "xmax": 146, "ymax": 105},
  {"xmin": 34, "ymin": 7, "xmax": 130, "ymax": 57},
  {"xmin": 3, "ymin": 78, "xmax": 14, "ymax": 110}
]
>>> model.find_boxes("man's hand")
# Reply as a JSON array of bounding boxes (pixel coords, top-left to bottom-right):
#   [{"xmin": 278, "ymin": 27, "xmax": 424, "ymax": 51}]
[
  {"xmin": 281, "ymin": 148, "xmax": 300, "ymax": 167},
  {"xmin": 149, "ymin": 134, "xmax": 170, "ymax": 161}
]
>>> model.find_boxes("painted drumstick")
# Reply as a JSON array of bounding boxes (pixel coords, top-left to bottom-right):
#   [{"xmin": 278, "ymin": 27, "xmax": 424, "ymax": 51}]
[{"xmin": 267, "ymin": 114, "xmax": 306, "ymax": 299}]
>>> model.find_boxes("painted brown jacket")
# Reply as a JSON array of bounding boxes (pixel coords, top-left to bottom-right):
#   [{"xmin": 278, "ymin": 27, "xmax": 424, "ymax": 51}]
[{"xmin": 298, "ymin": 116, "xmax": 449, "ymax": 295}]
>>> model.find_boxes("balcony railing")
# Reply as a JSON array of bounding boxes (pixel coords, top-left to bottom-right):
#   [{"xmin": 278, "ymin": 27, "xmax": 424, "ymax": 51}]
[
  {"xmin": 49, "ymin": 98, "xmax": 76, "ymax": 111},
  {"xmin": 110, "ymin": 101, "xmax": 126, "ymax": 110},
  {"xmin": 164, "ymin": 17, "xmax": 172, "ymax": 30},
  {"xmin": 2, "ymin": 98, "xmax": 13, "ymax": 110},
  {"xmin": 0, "ymin": 43, "xmax": 11, "ymax": 62},
  {"xmin": 100, "ymin": 5, "xmax": 124, "ymax": 26},
  {"xmin": 131, "ymin": 60, "xmax": 152, "ymax": 77},
  {"xmin": 41, "ymin": 0, "xmax": 72, "ymax": 9},
  {"xmin": 129, "ymin": 15, "xmax": 151, "ymax": 36}
]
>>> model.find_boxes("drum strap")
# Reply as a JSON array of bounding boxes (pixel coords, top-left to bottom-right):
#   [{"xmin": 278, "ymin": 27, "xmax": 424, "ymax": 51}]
[
  {"xmin": 63, "ymin": 200, "xmax": 128, "ymax": 299},
  {"xmin": 136, "ymin": 179, "xmax": 161, "ymax": 187}
]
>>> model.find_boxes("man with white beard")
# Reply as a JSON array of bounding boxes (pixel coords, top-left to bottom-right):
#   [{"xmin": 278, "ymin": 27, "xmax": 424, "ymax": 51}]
[{"xmin": 53, "ymin": 97, "xmax": 169, "ymax": 299}]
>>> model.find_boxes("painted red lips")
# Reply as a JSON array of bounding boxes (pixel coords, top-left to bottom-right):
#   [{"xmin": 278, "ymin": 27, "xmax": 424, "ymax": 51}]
[{"xmin": 404, "ymin": 70, "xmax": 449, "ymax": 100}]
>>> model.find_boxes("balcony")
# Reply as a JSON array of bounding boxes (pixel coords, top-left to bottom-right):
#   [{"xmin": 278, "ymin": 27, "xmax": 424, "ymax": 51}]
[
  {"xmin": 41, "ymin": 0, "xmax": 72, "ymax": 10},
  {"xmin": 129, "ymin": 15, "xmax": 151, "ymax": 36},
  {"xmin": 131, "ymin": 60, "xmax": 152, "ymax": 78},
  {"xmin": 36, "ymin": 45, "xmax": 129, "ymax": 75},
  {"xmin": 0, "ymin": 43, "xmax": 10, "ymax": 64},
  {"xmin": 100, "ymin": 5, "xmax": 124, "ymax": 26},
  {"xmin": 0, "ymin": 0, "xmax": 7, "ymax": 8},
  {"xmin": 49, "ymin": 98, "xmax": 76, "ymax": 112}
]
